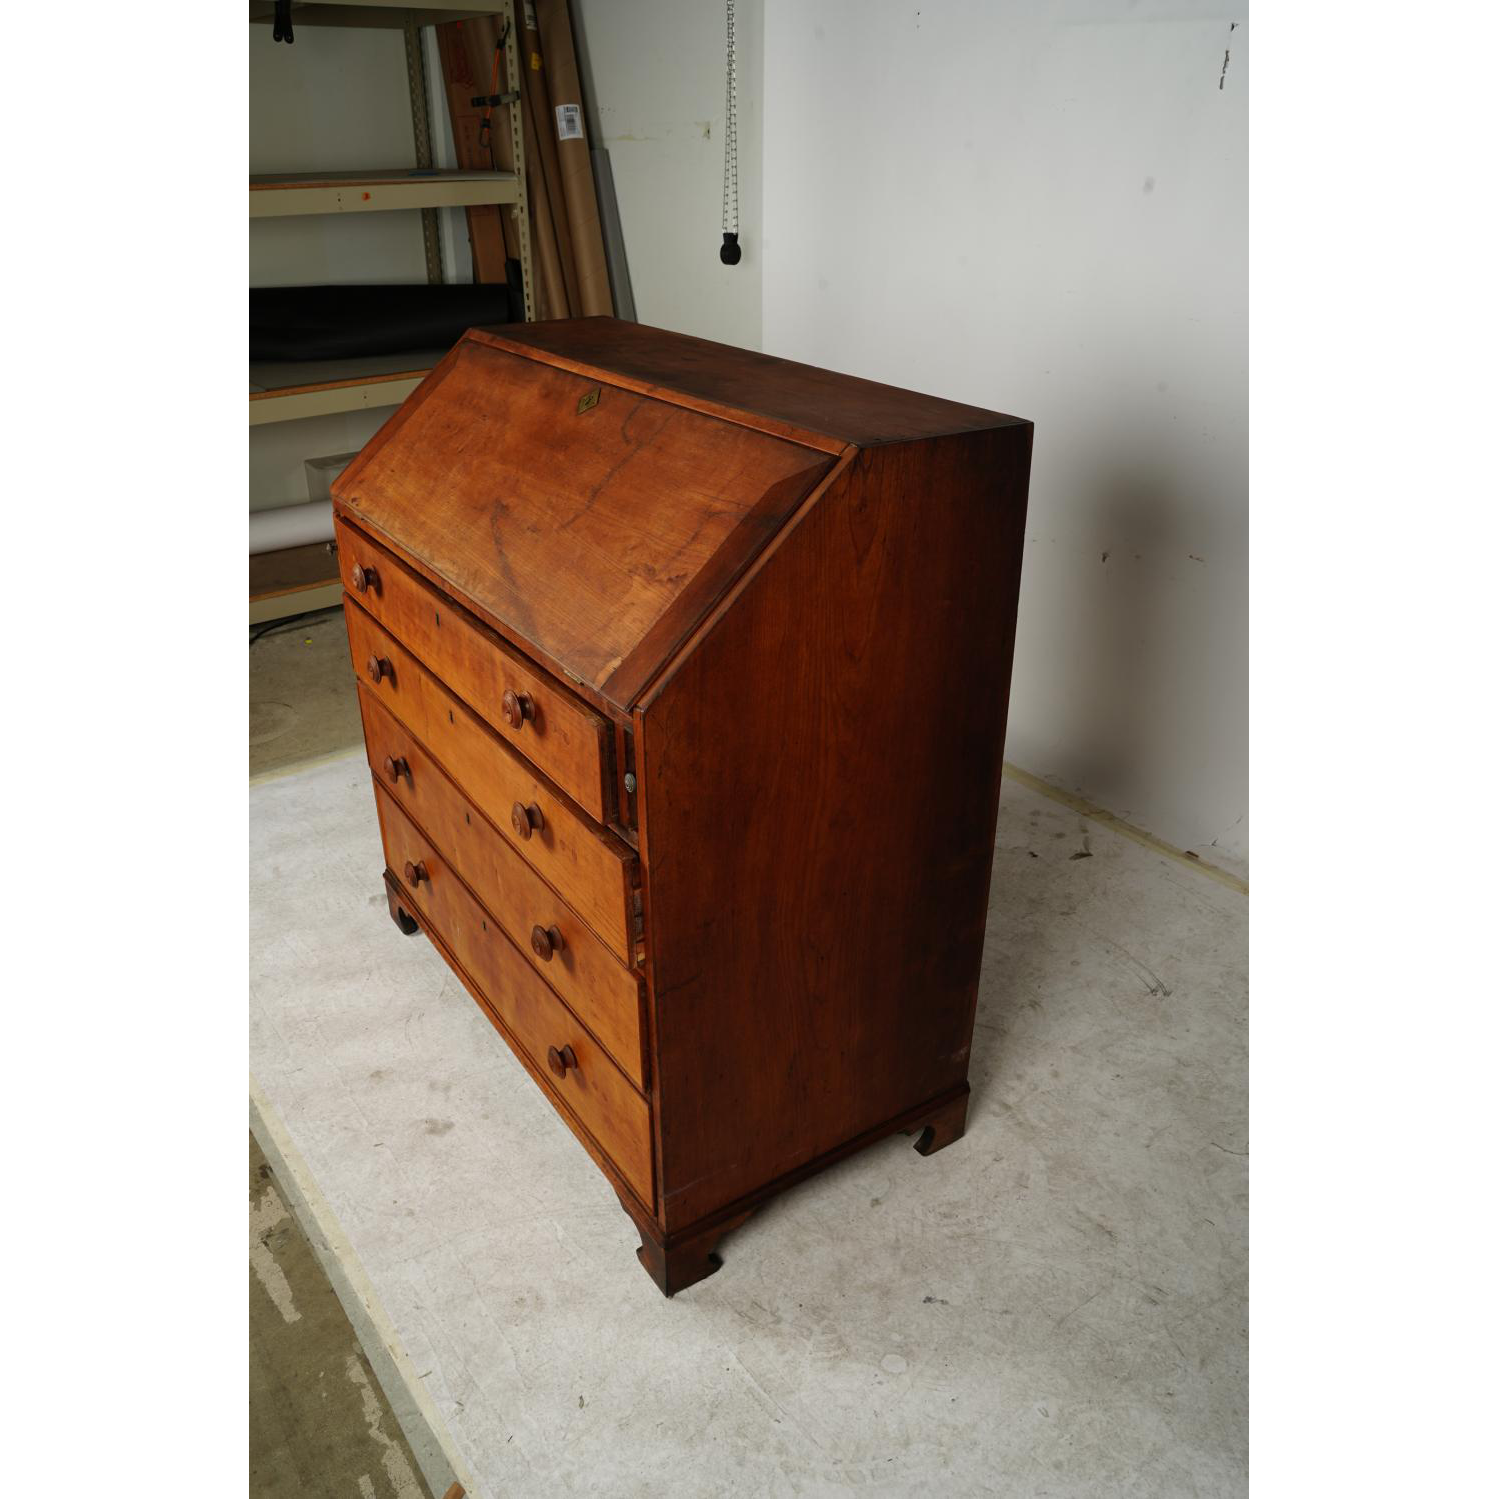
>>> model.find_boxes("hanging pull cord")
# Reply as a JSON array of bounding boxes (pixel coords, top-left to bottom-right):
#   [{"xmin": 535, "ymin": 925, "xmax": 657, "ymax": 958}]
[
  {"xmin": 272, "ymin": 0, "xmax": 294, "ymax": 44},
  {"xmin": 720, "ymin": 0, "xmax": 740, "ymax": 265}
]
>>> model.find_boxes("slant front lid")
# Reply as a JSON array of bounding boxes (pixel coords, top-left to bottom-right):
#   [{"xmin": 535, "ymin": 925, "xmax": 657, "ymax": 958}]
[{"xmin": 334, "ymin": 334, "xmax": 835, "ymax": 711}]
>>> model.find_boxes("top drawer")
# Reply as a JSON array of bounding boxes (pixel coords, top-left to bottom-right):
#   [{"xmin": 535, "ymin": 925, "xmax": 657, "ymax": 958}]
[{"xmin": 334, "ymin": 516, "xmax": 615, "ymax": 824}]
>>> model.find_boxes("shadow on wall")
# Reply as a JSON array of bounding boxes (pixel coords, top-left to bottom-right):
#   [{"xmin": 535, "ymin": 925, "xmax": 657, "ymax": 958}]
[
  {"xmin": 1011, "ymin": 447, "xmax": 1240, "ymax": 854},
  {"xmin": 1075, "ymin": 468, "xmax": 1191, "ymax": 816}
]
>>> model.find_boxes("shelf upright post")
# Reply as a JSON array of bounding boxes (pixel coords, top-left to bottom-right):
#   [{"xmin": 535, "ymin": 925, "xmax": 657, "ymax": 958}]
[
  {"xmin": 502, "ymin": 0, "xmax": 534, "ymax": 320},
  {"xmin": 404, "ymin": 8, "xmax": 445, "ymax": 285}
]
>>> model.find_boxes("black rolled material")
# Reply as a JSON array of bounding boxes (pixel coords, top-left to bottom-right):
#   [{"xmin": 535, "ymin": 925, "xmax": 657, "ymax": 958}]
[{"xmin": 250, "ymin": 275, "xmax": 523, "ymax": 362}]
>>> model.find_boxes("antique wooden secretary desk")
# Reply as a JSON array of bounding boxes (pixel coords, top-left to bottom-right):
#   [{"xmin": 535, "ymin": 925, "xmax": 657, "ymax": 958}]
[{"xmin": 333, "ymin": 317, "xmax": 1031, "ymax": 1294}]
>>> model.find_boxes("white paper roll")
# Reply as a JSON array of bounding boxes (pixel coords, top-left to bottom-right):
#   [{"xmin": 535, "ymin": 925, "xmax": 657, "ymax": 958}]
[{"xmin": 249, "ymin": 500, "xmax": 334, "ymax": 556}]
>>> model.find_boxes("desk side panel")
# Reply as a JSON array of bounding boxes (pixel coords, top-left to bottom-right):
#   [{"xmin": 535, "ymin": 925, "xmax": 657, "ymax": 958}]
[{"xmin": 637, "ymin": 426, "xmax": 1033, "ymax": 1233}]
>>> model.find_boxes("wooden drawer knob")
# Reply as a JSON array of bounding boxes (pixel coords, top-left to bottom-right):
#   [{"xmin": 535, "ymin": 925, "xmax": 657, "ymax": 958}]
[
  {"xmin": 382, "ymin": 755, "xmax": 410, "ymax": 785},
  {"xmin": 351, "ymin": 563, "xmax": 379, "ymax": 594},
  {"xmin": 546, "ymin": 1044, "xmax": 578, "ymax": 1079},
  {"xmin": 501, "ymin": 689, "xmax": 534, "ymax": 729},
  {"xmin": 367, "ymin": 654, "xmax": 392, "ymax": 684},
  {"xmin": 403, "ymin": 860, "xmax": 428, "ymax": 888},
  {"xmin": 530, "ymin": 924, "xmax": 565, "ymax": 962},
  {"xmin": 511, "ymin": 801, "xmax": 545, "ymax": 841}
]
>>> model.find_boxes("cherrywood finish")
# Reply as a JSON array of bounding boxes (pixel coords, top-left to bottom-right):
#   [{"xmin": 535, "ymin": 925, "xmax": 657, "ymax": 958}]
[
  {"xmin": 619, "ymin": 1196, "xmax": 754, "ymax": 1299},
  {"xmin": 385, "ymin": 879, "xmax": 420, "ymax": 936},
  {"xmin": 612, "ymin": 1084, "xmax": 969, "ymax": 1297},
  {"xmin": 337, "ymin": 318, "xmax": 1030, "ymax": 1294},
  {"xmin": 373, "ymin": 789, "xmax": 653, "ymax": 1202},
  {"xmin": 636, "ymin": 431, "xmax": 1030, "ymax": 1232},
  {"xmin": 344, "ymin": 601, "xmax": 639, "ymax": 961},
  {"xmin": 511, "ymin": 800, "xmax": 545, "ymax": 840},
  {"xmin": 911, "ymin": 1089, "xmax": 970, "ymax": 1157},
  {"xmin": 492, "ymin": 317, "xmax": 1026, "ymax": 448},
  {"xmin": 336, "ymin": 517, "xmax": 615, "ymax": 821},
  {"xmin": 332, "ymin": 336, "xmax": 834, "ymax": 712},
  {"xmin": 357, "ymin": 685, "xmax": 647, "ymax": 1085}
]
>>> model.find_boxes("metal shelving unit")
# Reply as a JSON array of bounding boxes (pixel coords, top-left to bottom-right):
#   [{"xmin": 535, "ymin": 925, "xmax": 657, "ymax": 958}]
[
  {"xmin": 250, "ymin": 167, "xmax": 521, "ymax": 218},
  {"xmin": 250, "ymin": 1, "xmax": 530, "ymax": 621},
  {"xmin": 249, "ymin": 3, "xmax": 493, "ymax": 28},
  {"xmin": 249, "ymin": 350, "xmax": 450, "ymax": 426}
]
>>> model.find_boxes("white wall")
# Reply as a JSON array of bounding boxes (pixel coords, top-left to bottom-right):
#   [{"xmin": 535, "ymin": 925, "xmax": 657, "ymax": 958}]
[
  {"xmin": 573, "ymin": 0, "xmax": 762, "ymax": 347},
  {"xmin": 271, "ymin": 2, "xmax": 1247, "ymax": 861},
  {"xmin": 760, "ymin": 0, "xmax": 1248, "ymax": 863}
]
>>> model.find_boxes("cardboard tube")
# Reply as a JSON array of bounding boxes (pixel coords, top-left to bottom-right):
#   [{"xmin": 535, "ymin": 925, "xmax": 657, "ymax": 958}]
[
  {"xmin": 521, "ymin": 9, "xmax": 580, "ymax": 315},
  {"xmin": 250, "ymin": 501, "xmax": 333, "ymax": 556},
  {"xmin": 518, "ymin": 49, "xmax": 572, "ymax": 319},
  {"xmin": 536, "ymin": 0, "xmax": 614, "ymax": 316}
]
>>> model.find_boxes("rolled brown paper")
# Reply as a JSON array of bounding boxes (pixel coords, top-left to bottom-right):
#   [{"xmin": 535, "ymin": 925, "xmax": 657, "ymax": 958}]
[{"xmin": 536, "ymin": 0, "xmax": 614, "ymax": 316}]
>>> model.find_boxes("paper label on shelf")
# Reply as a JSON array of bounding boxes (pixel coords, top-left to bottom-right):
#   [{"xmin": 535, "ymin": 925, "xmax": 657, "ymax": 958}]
[{"xmin": 555, "ymin": 103, "xmax": 583, "ymax": 142}]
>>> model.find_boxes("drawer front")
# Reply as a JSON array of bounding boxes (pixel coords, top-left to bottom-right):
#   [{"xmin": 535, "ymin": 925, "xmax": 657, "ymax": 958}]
[
  {"xmin": 336, "ymin": 516, "xmax": 614, "ymax": 823},
  {"xmin": 359, "ymin": 685, "xmax": 647, "ymax": 1087},
  {"xmin": 346, "ymin": 600, "xmax": 639, "ymax": 962},
  {"xmin": 374, "ymin": 787, "xmax": 654, "ymax": 1204}
]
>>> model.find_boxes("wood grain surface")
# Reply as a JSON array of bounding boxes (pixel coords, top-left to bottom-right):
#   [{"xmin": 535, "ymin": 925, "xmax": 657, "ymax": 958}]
[
  {"xmin": 493, "ymin": 317, "xmax": 1027, "ymax": 447},
  {"xmin": 344, "ymin": 600, "xmax": 639, "ymax": 961},
  {"xmin": 359, "ymin": 686, "xmax": 647, "ymax": 1086},
  {"xmin": 333, "ymin": 336, "xmax": 833, "ymax": 710},
  {"xmin": 637, "ymin": 428, "xmax": 1032, "ymax": 1231},
  {"xmin": 337, "ymin": 516, "xmax": 615, "ymax": 821}
]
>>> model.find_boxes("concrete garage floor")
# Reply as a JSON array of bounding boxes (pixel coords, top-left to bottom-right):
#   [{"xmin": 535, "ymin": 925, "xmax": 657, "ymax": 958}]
[
  {"xmin": 250, "ymin": 1132, "xmax": 436, "ymax": 1498},
  {"xmin": 250, "ymin": 607, "xmax": 364, "ymax": 781},
  {"xmin": 250, "ymin": 666, "xmax": 1247, "ymax": 1499}
]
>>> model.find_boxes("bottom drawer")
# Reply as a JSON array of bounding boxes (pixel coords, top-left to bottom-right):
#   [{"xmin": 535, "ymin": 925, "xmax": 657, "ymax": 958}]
[{"xmin": 374, "ymin": 785, "xmax": 654, "ymax": 1205}]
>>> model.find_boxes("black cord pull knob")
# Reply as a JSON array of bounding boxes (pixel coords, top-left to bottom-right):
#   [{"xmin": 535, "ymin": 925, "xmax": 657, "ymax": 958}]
[{"xmin": 720, "ymin": 232, "xmax": 741, "ymax": 266}]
